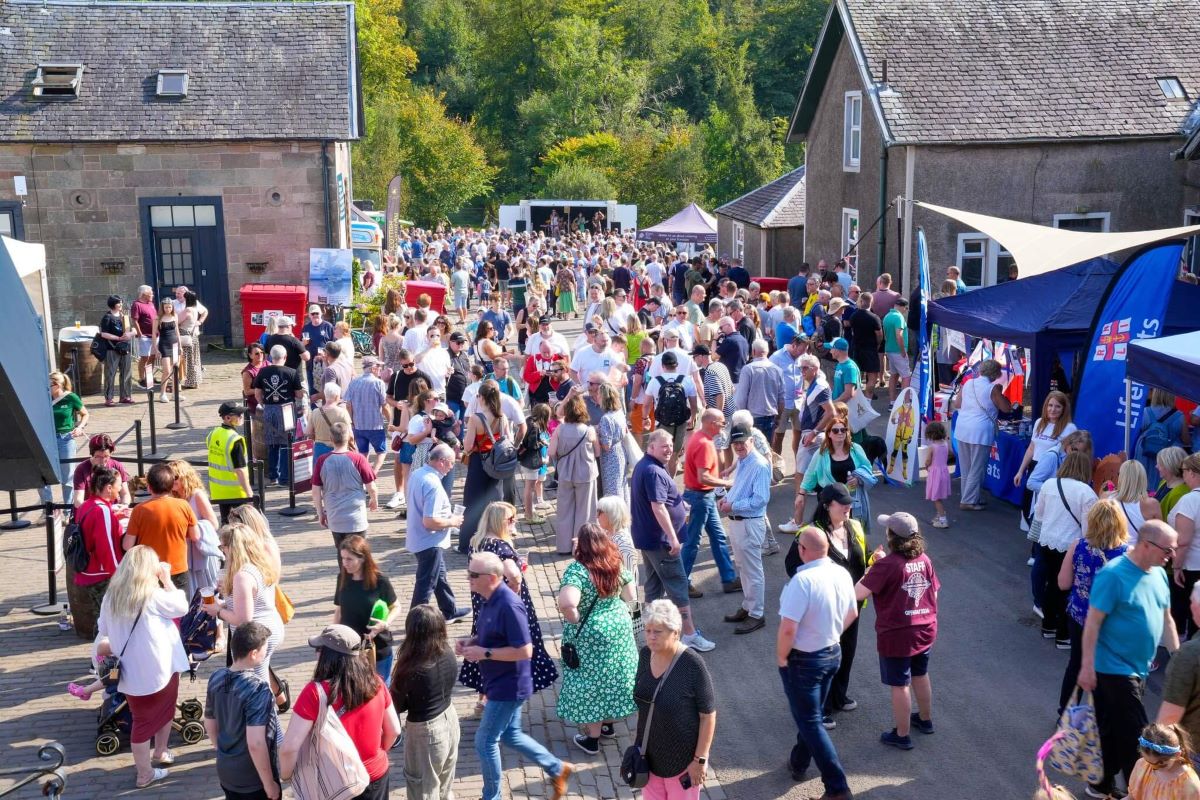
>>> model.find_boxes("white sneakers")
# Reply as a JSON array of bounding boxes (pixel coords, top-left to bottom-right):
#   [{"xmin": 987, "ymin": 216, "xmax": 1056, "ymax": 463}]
[
  {"xmin": 778, "ymin": 519, "xmax": 802, "ymax": 533},
  {"xmin": 385, "ymin": 492, "xmax": 404, "ymax": 510},
  {"xmin": 683, "ymin": 631, "xmax": 716, "ymax": 652}
]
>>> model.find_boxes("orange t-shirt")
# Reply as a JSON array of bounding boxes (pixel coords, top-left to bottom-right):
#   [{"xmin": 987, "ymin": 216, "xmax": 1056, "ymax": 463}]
[
  {"xmin": 684, "ymin": 430, "xmax": 718, "ymax": 491},
  {"xmin": 126, "ymin": 495, "xmax": 197, "ymax": 575}
]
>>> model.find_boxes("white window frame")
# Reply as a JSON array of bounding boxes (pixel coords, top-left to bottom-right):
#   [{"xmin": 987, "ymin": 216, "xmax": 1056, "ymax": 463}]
[
  {"xmin": 841, "ymin": 208, "xmax": 860, "ymax": 273},
  {"xmin": 156, "ymin": 69, "xmax": 189, "ymax": 97},
  {"xmin": 1052, "ymin": 212, "xmax": 1111, "ymax": 233},
  {"xmin": 956, "ymin": 233, "xmax": 1018, "ymax": 288},
  {"xmin": 32, "ymin": 63, "xmax": 83, "ymax": 98},
  {"xmin": 843, "ymin": 92, "xmax": 862, "ymax": 172},
  {"xmin": 1157, "ymin": 77, "xmax": 1187, "ymax": 100},
  {"xmin": 1184, "ymin": 208, "xmax": 1200, "ymax": 276},
  {"xmin": 732, "ymin": 222, "xmax": 744, "ymax": 262}
]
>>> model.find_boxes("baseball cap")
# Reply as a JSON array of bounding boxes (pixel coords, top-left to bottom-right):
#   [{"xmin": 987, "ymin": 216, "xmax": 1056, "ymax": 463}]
[
  {"xmin": 307, "ymin": 624, "xmax": 363, "ymax": 655},
  {"xmin": 661, "ymin": 351, "xmax": 679, "ymax": 368},
  {"xmin": 877, "ymin": 511, "xmax": 920, "ymax": 539},
  {"xmin": 432, "ymin": 402, "xmax": 452, "ymax": 416},
  {"xmin": 819, "ymin": 482, "xmax": 853, "ymax": 506},
  {"xmin": 728, "ymin": 423, "xmax": 752, "ymax": 444},
  {"xmin": 218, "ymin": 401, "xmax": 247, "ymax": 418},
  {"xmin": 362, "ymin": 355, "xmax": 379, "ymax": 367},
  {"xmin": 824, "ymin": 337, "xmax": 850, "ymax": 352},
  {"xmin": 690, "ymin": 344, "xmax": 711, "ymax": 356},
  {"xmin": 584, "ymin": 322, "xmax": 598, "ymax": 333},
  {"xmin": 276, "ymin": 316, "xmax": 293, "ymax": 328},
  {"xmin": 448, "ymin": 331, "xmax": 467, "ymax": 343},
  {"xmin": 538, "ymin": 318, "xmax": 552, "ymax": 326}
]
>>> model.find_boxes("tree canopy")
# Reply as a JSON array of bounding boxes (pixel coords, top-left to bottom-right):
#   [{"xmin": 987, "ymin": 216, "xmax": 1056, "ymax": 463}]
[{"xmin": 353, "ymin": 0, "xmax": 827, "ymax": 225}]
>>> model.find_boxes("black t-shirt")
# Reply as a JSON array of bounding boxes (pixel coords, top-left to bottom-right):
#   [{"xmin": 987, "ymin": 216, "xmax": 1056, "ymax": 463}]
[
  {"xmin": 388, "ymin": 367, "xmax": 431, "ymax": 424},
  {"xmin": 830, "ymin": 454, "xmax": 854, "ymax": 485},
  {"xmin": 334, "ymin": 574, "xmax": 397, "ymax": 662},
  {"xmin": 634, "ymin": 647, "xmax": 716, "ymax": 778},
  {"xmin": 736, "ymin": 316, "xmax": 757, "ymax": 345},
  {"xmin": 445, "ymin": 352, "xmax": 471, "ymax": 403},
  {"xmin": 253, "ymin": 365, "xmax": 303, "ymax": 405},
  {"xmin": 848, "ymin": 311, "xmax": 882, "ymax": 355},
  {"xmin": 100, "ymin": 311, "xmax": 130, "ymax": 354},
  {"xmin": 389, "ymin": 649, "xmax": 458, "ymax": 723},
  {"xmin": 495, "ymin": 258, "xmax": 511, "ymax": 281},
  {"xmin": 613, "ymin": 266, "xmax": 632, "ymax": 291},
  {"xmin": 264, "ymin": 334, "xmax": 306, "ymax": 370},
  {"xmin": 219, "ymin": 424, "xmax": 248, "ymax": 469},
  {"xmin": 716, "ymin": 332, "xmax": 748, "ymax": 383}
]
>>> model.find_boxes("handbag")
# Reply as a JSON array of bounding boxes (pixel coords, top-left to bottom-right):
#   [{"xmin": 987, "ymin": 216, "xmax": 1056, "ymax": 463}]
[
  {"xmin": 291, "ymin": 682, "xmax": 370, "ymax": 800},
  {"xmin": 104, "ymin": 607, "xmax": 144, "ymax": 684},
  {"xmin": 1045, "ymin": 688, "xmax": 1104, "ymax": 784},
  {"xmin": 477, "ymin": 413, "xmax": 518, "ymax": 479},
  {"xmin": 269, "ymin": 667, "xmax": 291, "ymax": 713},
  {"xmin": 628, "ymin": 601, "xmax": 644, "ymax": 645},
  {"xmin": 275, "ymin": 584, "xmax": 295, "ymax": 625},
  {"xmin": 621, "ymin": 649, "xmax": 684, "ymax": 788},
  {"xmin": 561, "ymin": 593, "xmax": 599, "ymax": 670}
]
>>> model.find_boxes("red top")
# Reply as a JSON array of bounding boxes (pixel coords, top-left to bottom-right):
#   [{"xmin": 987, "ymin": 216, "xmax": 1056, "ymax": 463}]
[
  {"xmin": 859, "ymin": 553, "xmax": 940, "ymax": 658},
  {"xmin": 683, "ymin": 430, "xmax": 718, "ymax": 491},
  {"xmin": 130, "ymin": 299, "xmax": 157, "ymax": 336},
  {"xmin": 74, "ymin": 497, "xmax": 123, "ymax": 586},
  {"xmin": 293, "ymin": 677, "xmax": 392, "ymax": 781}
]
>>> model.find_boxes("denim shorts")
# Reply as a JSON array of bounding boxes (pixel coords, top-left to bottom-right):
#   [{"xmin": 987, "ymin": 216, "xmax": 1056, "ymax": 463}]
[
  {"xmin": 354, "ymin": 428, "xmax": 387, "ymax": 455},
  {"xmin": 397, "ymin": 440, "xmax": 416, "ymax": 464},
  {"xmin": 879, "ymin": 648, "xmax": 931, "ymax": 687}
]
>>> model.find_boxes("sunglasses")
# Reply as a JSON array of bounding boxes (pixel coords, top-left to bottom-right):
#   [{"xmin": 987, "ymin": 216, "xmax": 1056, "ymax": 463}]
[
  {"xmin": 829, "ymin": 426, "xmax": 848, "ymax": 433},
  {"xmin": 1145, "ymin": 540, "xmax": 1177, "ymax": 555},
  {"xmin": 467, "ymin": 571, "xmax": 484, "ymax": 579},
  {"xmin": 402, "ymin": 363, "xmax": 415, "ymax": 369}
]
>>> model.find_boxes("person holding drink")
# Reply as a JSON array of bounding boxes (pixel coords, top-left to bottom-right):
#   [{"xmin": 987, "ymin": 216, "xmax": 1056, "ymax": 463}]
[{"xmin": 796, "ymin": 415, "xmax": 873, "ymax": 520}]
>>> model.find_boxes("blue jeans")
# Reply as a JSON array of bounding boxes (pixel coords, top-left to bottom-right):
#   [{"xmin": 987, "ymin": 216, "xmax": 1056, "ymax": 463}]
[
  {"xmin": 779, "ymin": 645, "xmax": 849, "ymax": 794},
  {"xmin": 412, "ymin": 547, "xmax": 458, "ymax": 617},
  {"xmin": 40, "ymin": 432, "xmax": 76, "ymax": 506},
  {"xmin": 267, "ymin": 444, "xmax": 290, "ymax": 484},
  {"xmin": 754, "ymin": 414, "xmax": 777, "ymax": 444},
  {"xmin": 375, "ymin": 652, "xmax": 393, "ymax": 682},
  {"xmin": 681, "ymin": 489, "xmax": 737, "ymax": 583},
  {"xmin": 476, "ymin": 699, "xmax": 562, "ymax": 800}
]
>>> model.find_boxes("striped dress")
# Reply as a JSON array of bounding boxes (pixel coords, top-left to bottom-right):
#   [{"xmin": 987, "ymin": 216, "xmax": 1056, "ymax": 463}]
[{"xmin": 231, "ymin": 563, "xmax": 285, "ymax": 682}]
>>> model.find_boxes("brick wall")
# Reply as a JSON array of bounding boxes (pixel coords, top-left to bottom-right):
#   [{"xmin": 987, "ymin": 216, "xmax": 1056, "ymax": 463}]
[{"xmin": 0, "ymin": 140, "xmax": 339, "ymax": 345}]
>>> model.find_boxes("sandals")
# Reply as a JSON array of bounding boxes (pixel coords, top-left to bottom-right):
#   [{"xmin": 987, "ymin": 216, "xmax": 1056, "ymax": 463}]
[
  {"xmin": 136, "ymin": 768, "xmax": 169, "ymax": 789},
  {"xmin": 67, "ymin": 682, "xmax": 91, "ymax": 701}
]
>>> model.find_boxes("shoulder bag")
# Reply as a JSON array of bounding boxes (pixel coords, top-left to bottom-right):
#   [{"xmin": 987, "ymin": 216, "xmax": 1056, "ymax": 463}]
[
  {"xmin": 104, "ymin": 606, "xmax": 144, "ymax": 685},
  {"xmin": 476, "ymin": 413, "xmax": 518, "ymax": 479},
  {"xmin": 621, "ymin": 649, "xmax": 685, "ymax": 788},
  {"xmin": 561, "ymin": 592, "xmax": 599, "ymax": 670},
  {"xmin": 291, "ymin": 682, "xmax": 370, "ymax": 800}
]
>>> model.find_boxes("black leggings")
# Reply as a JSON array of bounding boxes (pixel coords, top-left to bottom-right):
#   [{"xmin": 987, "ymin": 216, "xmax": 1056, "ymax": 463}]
[
  {"xmin": 1039, "ymin": 546, "xmax": 1069, "ymax": 642},
  {"xmin": 1170, "ymin": 569, "xmax": 1200, "ymax": 642},
  {"xmin": 1058, "ymin": 618, "xmax": 1085, "ymax": 715},
  {"xmin": 824, "ymin": 617, "xmax": 860, "ymax": 714}
]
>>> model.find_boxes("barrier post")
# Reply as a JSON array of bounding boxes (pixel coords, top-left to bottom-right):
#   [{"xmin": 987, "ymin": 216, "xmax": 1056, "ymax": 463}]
[
  {"xmin": 278, "ymin": 431, "xmax": 309, "ymax": 518},
  {"xmin": 30, "ymin": 503, "xmax": 64, "ymax": 615},
  {"xmin": 165, "ymin": 362, "xmax": 188, "ymax": 430},
  {"xmin": 145, "ymin": 386, "xmax": 159, "ymax": 456},
  {"xmin": 134, "ymin": 419, "xmax": 145, "ymax": 478},
  {"xmin": 0, "ymin": 490, "xmax": 31, "ymax": 530}
]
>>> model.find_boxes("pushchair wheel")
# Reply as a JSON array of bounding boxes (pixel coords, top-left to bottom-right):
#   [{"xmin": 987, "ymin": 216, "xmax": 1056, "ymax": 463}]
[
  {"xmin": 179, "ymin": 698, "xmax": 203, "ymax": 721},
  {"xmin": 96, "ymin": 732, "xmax": 121, "ymax": 756},
  {"xmin": 180, "ymin": 720, "xmax": 205, "ymax": 745}
]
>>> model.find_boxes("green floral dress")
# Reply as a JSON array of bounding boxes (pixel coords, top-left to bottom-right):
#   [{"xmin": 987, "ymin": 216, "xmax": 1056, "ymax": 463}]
[{"xmin": 555, "ymin": 561, "xmax": 639, "ymax": 725}]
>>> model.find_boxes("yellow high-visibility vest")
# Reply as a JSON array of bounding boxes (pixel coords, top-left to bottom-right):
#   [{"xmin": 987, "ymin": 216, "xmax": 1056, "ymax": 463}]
[{"xmin": 207, "ymin": 425, "xmax": 249, "ymax": 500}]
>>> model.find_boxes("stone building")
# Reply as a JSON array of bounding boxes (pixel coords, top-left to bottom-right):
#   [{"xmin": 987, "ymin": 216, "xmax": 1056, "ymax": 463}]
[
  {"xmin": 786, "ymin": 0, "xmax": 1200, "ymax": 292},
  {"xmin": 714, "ymin": 165, "xmax": 805, "ymax": 279},
  {"xmin": 0, "ymin": 0, "xmax": 362, "ymax": 345}
]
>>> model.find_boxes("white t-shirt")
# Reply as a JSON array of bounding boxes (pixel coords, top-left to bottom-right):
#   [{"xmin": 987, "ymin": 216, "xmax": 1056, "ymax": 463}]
[
  {"xmin": 537, "ymin": 265, "xmax": 554, "ymax": 287},
  {"xmin": 662, "ymin": 320, "xmax": 695, "ymax": 351},
  {"xmin": 648, "ymin": 348, "xmax": 697, "ymax": 382},
  {"xmin": 778, "ymin": 558, "xmax": 857, "ymax": 652},
  {"xmin": 403, "ymin": 323, "xmax": 430, "ymax": 357},
  {"xmin": 467, "ymin": 391, "xmax": 524, "ymax": 430},
  {"xmin": 646, "ymin": 260, "xmax": 663, "ymax": 286},
  {"xmin": 419, "ymin": 346, "xmax": 452, "ymax": 392},
  {"xmin": 1031, "ymin": 418, "xmax": 1077, "ymax": 463},
  {"xmin": 97, "ymin": 587, "xmax": 190, "ymax": 696},
  {"xmin": 407, "ymin": 413, "xmax": 431, "ymax": 436},
  {"xmin": 1170, "ymin": 489, "xmax": 1200, "ymax": 570},
  {"xmin": 644, "ymin": 372, "xmax": 696, "ymax": 403},
  {"xmin": 611, "ymin": 302, "xmax": 635, "ymax": 328},
  {"xmin": 571, "ymin": 346, "xmax": 620, "ymax": 381},
  {"xmin": 525, "ymin": 330, "xmax": 570, "ymax": 357}
]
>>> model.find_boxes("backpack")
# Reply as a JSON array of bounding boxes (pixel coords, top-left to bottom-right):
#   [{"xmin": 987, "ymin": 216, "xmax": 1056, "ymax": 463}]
[
  {"xmin": 291, "ymin": 682, "xmax": 370, "ymax": 800},
  {"xmin": 1140, "ymin": 408, "xmax": 1179, "ymax": 457},
  {"xmin": 90, "ymin": 332, "xmax": 109, "ymax": 362},
  {"xmin": 517, "ymin": 420, "xmax": 546, "ymax": 470},
  {"xmin": 62, "ymin": 507, "xmax": 92, "ymax": 573},
  {"xmin": 477, "ymin": 413, "xmax": 518, "ymax": 479},
  {"xmin": 654, "ymin": 375, "xmax": 689, "ymax": 427},
  {"xmin": 179, "ymin": 590, "xmax": 220, "ymax": 659}
]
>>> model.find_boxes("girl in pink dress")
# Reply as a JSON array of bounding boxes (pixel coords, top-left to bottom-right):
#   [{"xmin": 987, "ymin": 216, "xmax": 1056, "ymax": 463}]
[{"xmin": 924, "ymin": 421, "xmax": 951, "ymax": 529}]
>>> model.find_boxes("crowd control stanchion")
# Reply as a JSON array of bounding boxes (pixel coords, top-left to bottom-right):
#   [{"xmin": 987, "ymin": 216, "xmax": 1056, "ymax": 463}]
[
  {"xmin": 133, "ymin": 419, "xmax": 150, "ymax": 498},
  {"xmin": 278, "ymin": 431, "xmax": 309, "ymax": 518},
  {"xmin": 0, "ymin": 490, "xmax": 31, "ymax": 530},
  {"xmin": 145, "ymin": 386, "xmax": 160, "ymax": 457},
  {"xmin": 30, "ymin": 503, "xmax": 64, "ymax": 615},
  {"xmin": 166, "ymin": 363, "xmax": 188, "ymax": 430}
]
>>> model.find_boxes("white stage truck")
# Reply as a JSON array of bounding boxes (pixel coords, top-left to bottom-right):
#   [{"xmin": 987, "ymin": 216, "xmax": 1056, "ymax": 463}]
[{"xmin": 498, "ymin": 200, "xmax": 637, "ymax": 237}]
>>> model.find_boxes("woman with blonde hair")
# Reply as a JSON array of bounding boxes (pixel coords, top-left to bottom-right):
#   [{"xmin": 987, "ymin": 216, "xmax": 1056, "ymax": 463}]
[
  {"xmin": 1057, "ymin": 498, "xmax": 1128, "ymax": 714},
  {"xmin": 378, "ymin": 313, "xmax": 406, "ymax": 381},
  {"xmin": 203, "ymin": 523, "xmax": 284, "ymax": 681},
  {"xmin": 1157, "ymin": 446, "xmax": 1190, "ymax": 517},
  {"xmin": 459, "ymin": 501, "xmax": 558, "ymax": 710},
  {"xmin": 596, "ymin": 495, "xmax": 636, "ymax": 575},
  {"xmin": 226, "ymin": 503, "xmax": 283, "ymax": 575},
  {"xmin": 168, "ymin": 460, "xmax": 221, "ymax": 598},
  {"xmin": 40, "ymin": 370, "xmax": 88, "ymax": 509},
  {"xmin": 97, "ymin": 545, "xmax": 188, "ymax": 789},
  {"xmin": 596, "ymin": 383, "xmax": 629, "ymax": 503},
  {"xmin": 1014, "ymin": 390, "xmax": 1077, "ymax": 524},
  {"xmin": 332, "ymin": 319, "xmax": 356, "ymax": 373},
  {"xmin": 1137, "ymin": 388, "xmax": 1192, "ymax": 477},
  {"xmin": 1111, "ymin": 459, "xmax": 1162, "ymax": 545}
]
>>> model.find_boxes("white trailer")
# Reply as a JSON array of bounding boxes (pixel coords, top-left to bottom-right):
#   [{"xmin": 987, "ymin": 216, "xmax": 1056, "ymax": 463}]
[{"xmin": 498, "ymin": 199, "xmax": 637, "ymax": 235}]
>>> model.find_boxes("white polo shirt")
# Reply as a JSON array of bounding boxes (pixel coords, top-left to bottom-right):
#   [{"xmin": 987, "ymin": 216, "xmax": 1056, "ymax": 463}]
[{"xmin": 779, "ymin": 558, "xmax": 856, "ymax": 653}]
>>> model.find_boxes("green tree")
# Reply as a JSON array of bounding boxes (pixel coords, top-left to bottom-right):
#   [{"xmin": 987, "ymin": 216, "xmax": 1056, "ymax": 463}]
[{"xmin": 541, "ymin": 162, "xmax": 615, "ymax": 200}]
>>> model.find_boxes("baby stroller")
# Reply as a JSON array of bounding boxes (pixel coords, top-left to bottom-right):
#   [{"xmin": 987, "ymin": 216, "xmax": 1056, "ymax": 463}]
[{"xmin": 94, "ymin": 591, "xmax": 218, "ymax": 756}]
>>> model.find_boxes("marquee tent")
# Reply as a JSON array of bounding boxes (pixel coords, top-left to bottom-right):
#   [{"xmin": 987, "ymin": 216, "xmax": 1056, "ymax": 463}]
[
  {"xmin": 638, "ymin": 203, "xmax": 718, "ymax": 244},
  {"xmin": 928, "ymin": 258, "xmax": 1200, "ymax": 413},
  {"xmin": 1127, "ymin": 331, "xmax": 1200, "ymax": 406}
]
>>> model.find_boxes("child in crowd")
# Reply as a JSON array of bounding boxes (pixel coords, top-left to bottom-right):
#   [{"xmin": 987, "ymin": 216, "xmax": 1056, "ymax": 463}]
[
  {"xmin": 520, "ymin": 403, "xmax": 552, "ymax": 524},
  {"xmin": 479, "ymin": 268, "xmax": 494, "ymax": 309},
  {"xmin": 923, "ymin": 421, "xmax": 951, "ymax": 529},
  {"xmin": 67, "ymin": 638, "xmax": 114, "ymax": 700},
  {"xmin": 1127, "ymin": 723, "xmax": 1200, "ymax": 799}
]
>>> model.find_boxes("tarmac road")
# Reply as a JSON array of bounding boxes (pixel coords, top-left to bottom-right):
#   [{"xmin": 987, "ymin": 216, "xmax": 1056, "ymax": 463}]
[{"xmin": 684, "ymin": 428, "xmax": 1167, "ymax": 800}]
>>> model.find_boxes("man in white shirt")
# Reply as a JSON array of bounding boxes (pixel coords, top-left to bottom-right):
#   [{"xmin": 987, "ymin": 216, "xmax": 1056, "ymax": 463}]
[
  {"xmin": 776, "ymin": 528, "xmax": 857, "ymax": 795},
  {"xmin": 662, "ymin": 307, "xmax": 695, "ymax": 351},
  {"xmin": 646, "ymin": 254, "xmax": 663, "ymax": 287},
  {"xmin": 525, "ymin": 317, "xmax": 570, "ymax": 358},
  {"xmin": 610, "ymin": 288, "xmax": 636, "ymax": 328},
  {"xmin": 415, "ymin": 329, "xmax": 452, "ymax": 393},
  {"xmin": 570, "ymin": 329, "xmax": 623, "ymax": 386},
  {"xmin": 648, "ymin": 329, "xmax": 704, "ymax": 398},
  {"xmin": 403, "ymin": 308, "xmax": 431, "ymax": 356}
]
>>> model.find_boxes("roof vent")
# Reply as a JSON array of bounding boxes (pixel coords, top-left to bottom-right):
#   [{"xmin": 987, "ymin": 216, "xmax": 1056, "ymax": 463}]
[
  {"xmin": 156, "ymin": 69, "xmax": 189, "ymax": 97},
  {"xmin": 1158, "ymin": 77, "xmax": 1188, "ymax": 101},
  {"xmin": 32, "ymin": 63, "xmax": 82, "ymax": 98}
]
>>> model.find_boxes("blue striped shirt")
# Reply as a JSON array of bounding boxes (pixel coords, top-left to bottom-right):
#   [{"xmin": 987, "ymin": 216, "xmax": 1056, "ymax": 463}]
[{"xmin": 726, "ymin": 449, "xmax": 771, "ymax": 517}]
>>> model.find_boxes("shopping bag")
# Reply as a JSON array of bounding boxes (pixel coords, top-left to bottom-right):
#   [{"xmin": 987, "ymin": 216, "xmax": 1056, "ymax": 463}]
[
  {"xmin": 1045, "ymin": 689, "xmax": 1103, "ymax": 784},
  {"xmin": 847, "ymin": 390, "xmax": 880, "ymax": 434}
]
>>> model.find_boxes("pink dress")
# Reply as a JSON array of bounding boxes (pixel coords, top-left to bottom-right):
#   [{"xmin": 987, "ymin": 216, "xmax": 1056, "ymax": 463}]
[{"xmin": 925, "ymin": 441, "xmax": 951, "ymax": 501}]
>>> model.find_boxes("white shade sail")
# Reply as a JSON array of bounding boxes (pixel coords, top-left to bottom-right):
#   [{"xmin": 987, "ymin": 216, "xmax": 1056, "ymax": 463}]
[{"xmin": 915, "ymin": 201, "xmax": 1200, "ymax": 278}]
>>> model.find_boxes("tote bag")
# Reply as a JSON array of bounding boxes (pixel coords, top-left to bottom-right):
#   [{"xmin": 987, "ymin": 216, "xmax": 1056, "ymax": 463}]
[
  {"xmin": 1045, "ymin": 689, "xmax": 1103, "ymax": 785},
  {"xmin": 291, "ymin": 682, "xmax": 370, "ymax": 800}
]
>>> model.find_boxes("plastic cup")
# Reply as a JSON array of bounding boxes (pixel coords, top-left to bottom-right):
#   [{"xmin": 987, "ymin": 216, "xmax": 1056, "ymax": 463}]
[
  {"xmin": 453, "ymin": 504, "xmax": 465, "ymax": 516},
  {"xmin": 201, "ymin": 588, "xmax": 216, "ymax": 606}
]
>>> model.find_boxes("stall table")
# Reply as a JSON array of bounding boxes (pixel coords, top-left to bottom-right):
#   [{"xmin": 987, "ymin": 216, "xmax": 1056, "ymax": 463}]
[{"xmin": 984, "ymin": 429, "xmax": 1029, "ymax": 506}]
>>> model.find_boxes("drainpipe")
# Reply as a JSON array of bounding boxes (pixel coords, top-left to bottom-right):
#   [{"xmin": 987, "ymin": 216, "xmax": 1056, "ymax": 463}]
[
  {"xmin": 877, "ymin": 142, "xmax": 888, "ymax": 281},
  {"xmin": 321, "ymin": 141, "xmax": 332, "ymax": 248}
]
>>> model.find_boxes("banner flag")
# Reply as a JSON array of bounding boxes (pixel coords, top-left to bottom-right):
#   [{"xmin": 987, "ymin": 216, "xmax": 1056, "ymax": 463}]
[
  {"xmin": 917, "ymin": 228, "xmax": 933, "ymax": 422},
  {"xmin": 1071, "ymin": 243, "xmax": 1184, "ymax": 458}
]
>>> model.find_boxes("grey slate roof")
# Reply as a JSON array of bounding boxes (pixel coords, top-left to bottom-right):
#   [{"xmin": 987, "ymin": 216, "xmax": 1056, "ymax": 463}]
[
  {"xmin": 791, "ymin": 0, "xmax": 1200, "ymax": 145},
  {"xmin": 0, "ymin": 0, "xmax": 359, "ymax": 142},
  {"xmin": 715, "ymin": 166, "xmax": 805, "ymax": 228}
]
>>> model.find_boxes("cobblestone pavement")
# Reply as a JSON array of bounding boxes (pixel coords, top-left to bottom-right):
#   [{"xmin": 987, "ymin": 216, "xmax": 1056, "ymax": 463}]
[{"xmin": 0, "ymin": 348, "xmax": 729, "ymax": 800}]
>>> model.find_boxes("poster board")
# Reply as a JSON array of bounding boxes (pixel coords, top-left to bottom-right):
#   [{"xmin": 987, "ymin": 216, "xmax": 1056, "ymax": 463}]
[
  {"xmin": 308, "ymin": 248, "xmax": 354, "ymax": 306},
  {"xmin": 291, "ymin": 438, "xmax": 314, "ymax": 493},
  {"xmin": 884, "ymin": 387, "xmax": 919, "ymax": 485}
]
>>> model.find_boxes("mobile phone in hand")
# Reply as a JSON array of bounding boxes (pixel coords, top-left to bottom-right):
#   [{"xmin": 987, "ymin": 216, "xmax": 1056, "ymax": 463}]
[{"xmin": 679, "ymin": 774, "xmax": 692, "ymax": 790}]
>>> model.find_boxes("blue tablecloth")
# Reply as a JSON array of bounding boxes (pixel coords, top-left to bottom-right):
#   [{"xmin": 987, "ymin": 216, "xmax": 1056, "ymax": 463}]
[{"xmin": 984, "ymin": 430, "xmax": 1028, "ymax": 506}]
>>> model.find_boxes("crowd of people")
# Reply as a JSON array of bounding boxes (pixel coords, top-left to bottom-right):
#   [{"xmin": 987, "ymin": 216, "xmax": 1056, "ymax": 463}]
[{"xmin": 51, "ymin": 225, "xmax": 1200, "ymax": 800}]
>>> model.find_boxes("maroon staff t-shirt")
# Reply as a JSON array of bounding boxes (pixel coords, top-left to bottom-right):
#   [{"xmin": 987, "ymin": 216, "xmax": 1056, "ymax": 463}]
[{"xmin": 859, "ymin": 552, "xmax": 940, "ymax": 657}]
